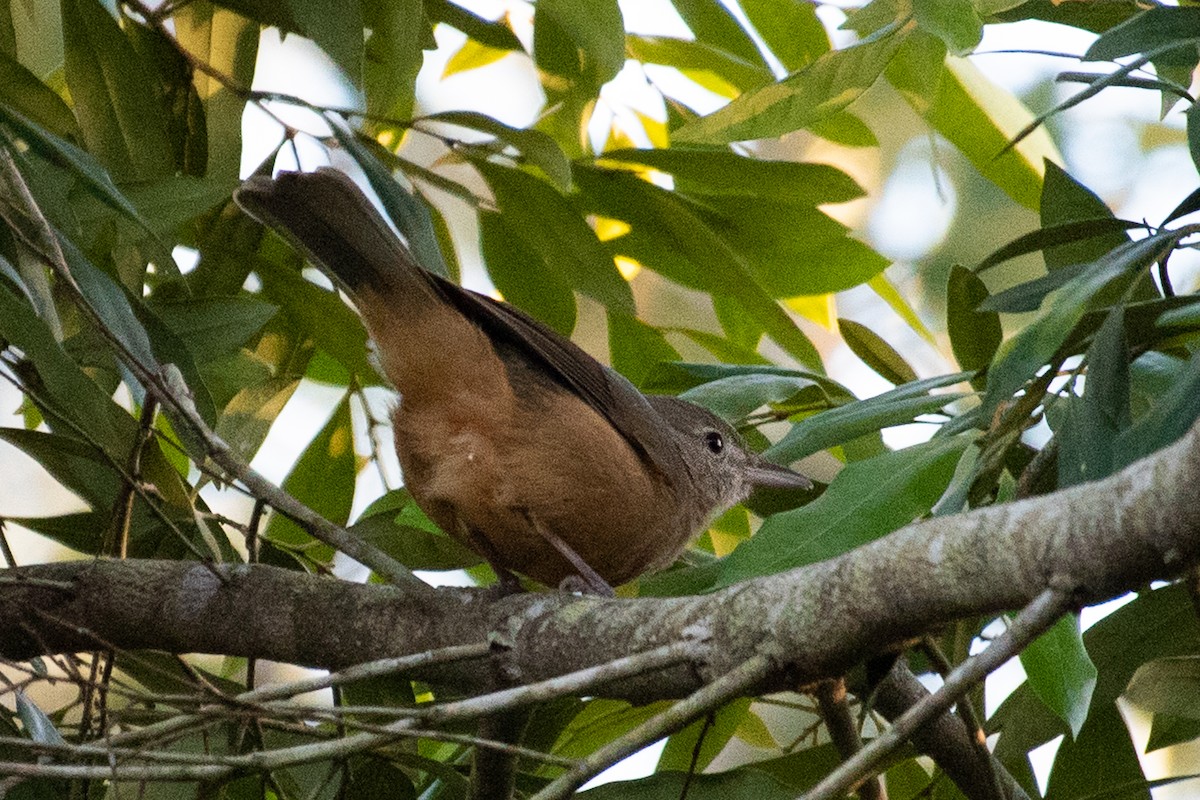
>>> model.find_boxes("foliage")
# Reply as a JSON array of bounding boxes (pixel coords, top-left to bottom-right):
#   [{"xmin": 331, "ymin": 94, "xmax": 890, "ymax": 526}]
[{"xmin": 0, "ymin": 0, "xmax": 1199, "ymax": 798}]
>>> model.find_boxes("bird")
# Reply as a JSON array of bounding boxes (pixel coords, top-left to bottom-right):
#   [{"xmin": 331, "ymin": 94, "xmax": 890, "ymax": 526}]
[{"xmin": 235, "ymin": 168, "xmax": 811, "ymax": 594}]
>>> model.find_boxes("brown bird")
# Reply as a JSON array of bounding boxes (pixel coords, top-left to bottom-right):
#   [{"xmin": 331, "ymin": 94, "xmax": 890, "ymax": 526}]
[{"xmin": 235, "ymin": 169, "xmax": 810, "ymax": 594}]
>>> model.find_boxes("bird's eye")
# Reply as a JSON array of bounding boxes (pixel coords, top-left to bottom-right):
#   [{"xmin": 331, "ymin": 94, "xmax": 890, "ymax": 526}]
[{"xmin": 704, "ymin": 431, "xmax": 724, "ymax": 454}]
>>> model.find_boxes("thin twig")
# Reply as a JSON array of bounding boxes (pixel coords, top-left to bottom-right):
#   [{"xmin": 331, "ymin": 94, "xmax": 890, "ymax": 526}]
[
  {"xmin": 804, "ymin": 587, "xmax": 1074, "ymax": 800},
  {"xmin": 106, "ymin": 396, "xmax": 158, "ymax": 558},
  {"xmin": 815, "ymin": 679, "xmax": 884, "ymax": 800}
]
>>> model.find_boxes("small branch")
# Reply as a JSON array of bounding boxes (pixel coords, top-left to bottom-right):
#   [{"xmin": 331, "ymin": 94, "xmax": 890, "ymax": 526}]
[
  {"xmin": 815, "ymin": 679, "xmax": 884, "ymax": 800},
  {"xmin": 805, "ymin": 588, "xmax": 1073, "ymax": 800},
  {"xmin": 530, "ymin": 653, "xmax": 774, "ymax": 800},
  {"xmin": 105, "ymin": 397, "xmax": 158, "ymax": 558}
]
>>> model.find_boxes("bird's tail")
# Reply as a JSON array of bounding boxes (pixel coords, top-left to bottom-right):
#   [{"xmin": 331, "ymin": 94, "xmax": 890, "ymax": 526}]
[{"xmin": 235, "ymin": 168, "xmax": 438, "ymax": 302}]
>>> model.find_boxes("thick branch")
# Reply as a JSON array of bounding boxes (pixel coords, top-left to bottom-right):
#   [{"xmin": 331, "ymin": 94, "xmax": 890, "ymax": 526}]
[{"xmin": 3, "ymin": 420, "xmax": 1200, "ymax": 701}]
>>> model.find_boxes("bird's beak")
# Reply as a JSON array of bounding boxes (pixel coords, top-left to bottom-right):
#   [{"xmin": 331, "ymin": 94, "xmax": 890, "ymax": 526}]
[{"xmin": 745, "ymin": 455, "xmax": 813, "ymax": 491}]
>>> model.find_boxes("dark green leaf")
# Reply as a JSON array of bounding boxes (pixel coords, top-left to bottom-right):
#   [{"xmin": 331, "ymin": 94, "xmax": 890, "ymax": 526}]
[
  {"xmin": 326, "ymin": 114, "xmax": 451, "ymax": 278},
  {"xmin": 574, "ymin": 165, "xmax": 822, "ymax": 367},
  {"xmin": 263, "ymin": 393, "xmax": 355, "ymax": 561},
  {"xmin": 0, "ymin": 281, "xmax": 133, "ymax": 454},
  {"xmin": 477, "ymin": 160, "xmax": 633, "ymax": 314},
  {"xmin": 1084, "ymin": 7, "xmax": 1200, "ymax": 70},
  {"xmin": 839, "ymin": 318, "xmax": 918, "ymax": 385},
  {"xmin": 215, "ymin": 375, "xmax": 303, "ymax": 463},
  {"xmin": 980, "ymin": 261, "xmax": 1090, "ymax": 313},
  {"xmin": 533, "ymin": 0, "xmax": 623, "ymax": 90},
  {"xmin": 174, "ymin": 3, "xmax": 260, "ymax": 182},
  {"xmin": 1112, "ymin": 346, "xmax": 1200, "ymax": 469},
  {"xmin": 1164, "ymin": 184, "xmax": 1200, "ymax": 227},
  {"xmin": 1020, "ymin": 614, "xmax": 1097, "ymax": 738},
  {"xmin": 479, "ymin": 210, "xmax": 576, "ymax": 335},
  {"xmin": 149, "ymin": 297, "xmax": 278, "ymax": 364},
  {"xmin": 345, "ymin": 758, "xmax": 417, "ymax": 800},
  {"xmin": 362, "ymin": 0, "xmax": 427, "ymax": 119},
  {"xmin": 718, "ymin": 434, "xmax": 970, "ymax": 586},
  {"xmin": 983, "ymin": 230, "xmax": 1184, "ymax": 417},
  {"xmin": 254, "ymin": 252, "xmax": 382, "ymax": 385},
  {"xmin": 422, "ymin": 110, "xmax": 572, "ymax": 191},
  {"xmin": 644, "ymin": 361, "xmax": 852, "ymax": 403},
  {"xmin": 597, "ymin": 148, "xmax": 865, "ymax": 206},
  {"xmin": 680, "ymin": 373, "xmax": 819, "ymax": 423},
  {"xmin": 669, "ymin": 0, "xmax": 764, "ymax": 66},
  {"xmin": 352, "ymin": 496, "xmax": 481, "ymax": 572},
  {"xmin": 675, "ymin": 31, "xmax": 907, "ymax": 144},
  {"xmin": 1146, "ymin": 712, "xmax": 1200, "ymax": 753},
  {"xmin": 976, "ymin": 218, "xmax": 1142, "ymax": 274},
  {"xmin": 0, "ymin": 428, "xmax": 118, "ymax": 508},
  {"xmin": 608, "ymin": 311, "xmax": 680, "ymax": 389},
  {"xmin": 423, "ymin": 0, "xmax": 521, "ymax": 51},
  {"xmin": 1057, "ymin": 304, "xmax": 1130, "ymax": 487},
  {"xmin": 61, "ymin": 0, "xmax": 174, "ymax": 182},
  {"xmin": 946, "ymin": 265, "xmax": 1001, "ymax": 373},
  {"xmin": 122, "ymin": 175, "xmax": 238, "ymax": 236},
  {"xmin": 1040, "ymin": 162, "xmax": 1134, "ymax": 272},
  {"xmin": 0, "ymin": 102, "xmax": 143, "ymax": 222},
  {"xmin": 0, "ymin": 50, "xmax": 78, "ymax": 138},
  {"xmin": 287, "ymin": 0, "xmax": 364, "ymax": 85},
  {"xmin": 657, "ymin": 698, "xmax": 752, "ymax": 773},
  {"xmin": 766, "ymin": 373, "xmax": 970, "ymax": 464}
]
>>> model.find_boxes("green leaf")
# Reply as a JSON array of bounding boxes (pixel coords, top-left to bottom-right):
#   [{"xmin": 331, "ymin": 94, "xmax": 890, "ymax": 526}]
[
  {"xmin": 263, "ymin": 393, "xmax": 355, "ymax": 561},
  {"xmin": 675, "ymin": 30, "xmax": 907, "ymax": 144},
  {"xmin": 887, "ymin": 32, "xmax": 1053, "ymax": 211},
  {"xmin": 351, "ymin": 490, "xmax": 480, "ymax": 571},
  {"xmin": 913, "ymin": 0, "xmax": 982, "ymax": 55},
  {"xmin": 976, "ymin": 218, "xmax": 1141, "ymax": 274},
  {"xmin": 644, "ymin": 362, "xmax": 852, "ymax": 403},
  {"xmin": 55, "ymin": 235, "xmax": 159, "ymax": 371},
  {"xmin": 573, "ymin": 165, "xmax": 821, "ymax": 367},
  {"xmin": 476, "ymin": 160, "xmax": 634, "ymax": 314},
  {"xmin": 669, "ymin": 0, "xmax": 765, "ymax": 67},
  {"xmin": 597, "ymin": 148, "xmax": 865, "ymax": 206},
  {"xmin": 533, "ymin": 0, "xmax": 624, "ymax": 91},
  {"xmin": 325, "ymin": 115, "xmax": 452, "ymax": 279},
  {"xmin": 362, "ymin": 0, "xmax": 427, "ymax": 119},
  {"xmin": 680, "ymin": 373, "xmax": 819, "ymax": 423},
  {"xmin": 766, "ymin": 373, "xmax": 970, "ymax": 464},
  {"xmin": 479, "ymin": 210, "xmax": 576, "ymax": 335},
  {"xmin": 174, "ymin": 3, "xmax": 259, "ymax": 182},
  {"xmin": 1146, "ymin": 712, "xmax": 1200, "ymax": 753},
  {"xmin": 1112, "ymin": 346, "xmax": 1200, "ymax": 469},
  {"xmin": 215, "ymin": 375, "xmax": 303, "ymax": 463},
  {"xmin": 0, "ymin": 281, "xmax": 133, "ymax": 455},
  {"xmin": 422, "ymin": 110, "xmax": 573, "ymax": 191},
  {"xmin": 61, "ymin": 0, "xmax": 174, "ymax": 182},
  {"xmin": 839, "ymin": 318, "xmax": 918, "ymax": 385},
  {"xmin": 425, "ymin": 0, "xmax": 521, "ymax": 51},
  {"xmin": 608, "ymin": 311, "xmax": 680, "ymax": 389},
  {"xmin": 946, "ymin": 265, "xmax": 1001, "ymax": 373},
  {"xmin": 254, "ymin": 252, "xmax": 382, "ymax": 386},
  {"xmin": 626, "ymin": 35, "xmax": 771, "ymax": 97},
  {"xmin": 1057, "ymin": 304, "xmax": 1130, "ymax": 487},
  {"xmin": 0, "ymin": 102, "xmax": 144, "ymax": 222},
  {"xmin": 1084, "ymin": 7, "xmax": 1200, "ymax": 70},
  {"xmin": 1125, "ymin": 656, "xmax": 1200, "ymax": 721},
  {"xmin": 149, "ymin": 297, "xmax": 278, "ymax": 364},
  {"xmin": 658, "ymin": 698, "xmax": 753, "ymax": 773},
  {"xmin": 1039, "ymin": 162, "xmax": 1132, "ymax": 271},
  {"xmin": 983, "ymin": 230, "xmax": 1184, "ymax": 417},
  {"xmin": 980, "ymin": 261, "xmax": 1090, "ymax": 313},
  {"xmin": 15, "ymin": 691, "xmax": 67, "ymax": 746},
  {"xmin": 0, "ymin": 428, "xmax": 118, "ymax": 508},
  {"xmin": 122, "ymin": 175, "xmax": 239, "ymax": 236},
  {"xmin": 0, "ymin": 49, "xmax": 78, "ymax": 138},
  {"xmin": 718, "ymin": 434, "xmax": 970, "ymax": 586},
  {"xmin": 287, "ymin": 0, "xmax": 364, "ymax": 85},
  {"xmin": 739, "ymin": 0, "xmax": 829, "ymax": 72},
  {"xmin": 579, "ymin": 768, "xmax": 795, "ymax": 800},
  {"xmin": 1020, "ymin": 615, "xmax": 1098, "ymax": 739}
]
